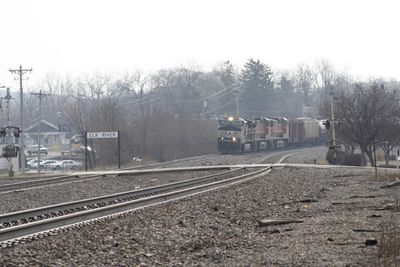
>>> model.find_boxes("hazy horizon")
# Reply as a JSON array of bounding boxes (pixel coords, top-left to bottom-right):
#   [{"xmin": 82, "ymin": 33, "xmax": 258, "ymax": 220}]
[{"xmin": 1, "ymin": 0, "xmax": 400, "ymax": 90}]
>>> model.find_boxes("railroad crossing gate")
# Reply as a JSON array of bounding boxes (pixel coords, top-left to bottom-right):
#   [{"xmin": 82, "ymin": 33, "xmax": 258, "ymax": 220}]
[{"xmin": 85, "ymin": 131, "xmax": 120, "ymax": 171}]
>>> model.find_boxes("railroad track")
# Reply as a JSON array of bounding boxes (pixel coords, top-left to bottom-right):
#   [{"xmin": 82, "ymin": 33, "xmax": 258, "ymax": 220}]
[
  {"xmin": 122, "ymin": 153, "xmax": 221, "ymax": 170},
  {"xmin": 0, "ymin": 154, "xmax": 224, "ymax": 193},
  {"xmin": 0, "ymin": 153, "xmax": 294, "ymax": 246},
  {"xmin": 0, "ymin": 148, "xmax": 304, "ymax": 193},
  {"xmin": 0, "ymin": 174, "xmax": 104, "ymax": 193}
]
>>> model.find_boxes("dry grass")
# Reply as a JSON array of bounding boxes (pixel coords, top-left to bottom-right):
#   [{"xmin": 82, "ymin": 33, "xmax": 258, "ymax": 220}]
[
  {"xmin": 370, "ymin": 172, "xmax": 400, "ymax": 182},
  {"xmin": 377, "ymin": 213, "xmax": 400, "ymax": 266},
  {"xmin": 367, "ymin": 172, "xmax": 400, "ymax": 266}
]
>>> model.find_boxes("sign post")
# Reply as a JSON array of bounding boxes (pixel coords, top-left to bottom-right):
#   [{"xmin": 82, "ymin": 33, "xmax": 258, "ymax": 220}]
[
  {"xmin": 84, "ymin": 131, "xmax": 88, "ymax": 171},
  {"xmin": 118, "ymin": 130, "xmax": 120, "ymax": 169},
  {"xmin": 86, "ymin": 131, "xmax": 120, "ymax": 171}
]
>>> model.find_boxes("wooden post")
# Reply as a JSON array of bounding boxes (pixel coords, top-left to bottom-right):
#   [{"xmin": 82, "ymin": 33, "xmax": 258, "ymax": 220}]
[
  {"xmin": 85, "ymin": 131, "xmax": 88, "ymax": 171},
  {"xmin": 118, "ymin": 130, "xmax": 120, "ymax": 169}
]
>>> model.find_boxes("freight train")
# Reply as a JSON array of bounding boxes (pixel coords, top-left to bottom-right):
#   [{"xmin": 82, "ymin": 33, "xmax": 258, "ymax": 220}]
[{"xmin": 217, "ymin": 116, "xmax": 326, "ymax": 153}]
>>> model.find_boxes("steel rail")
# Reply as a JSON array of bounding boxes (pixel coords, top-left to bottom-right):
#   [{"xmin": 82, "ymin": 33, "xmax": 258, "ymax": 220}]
[
  {"xmin": 0, "ymin": 166, "xmax": 272, "ymax": 243},
  {"xmin": 0, "ymin": 149, "xmax": 308, "ymax": 243},
  {"xmin": 0, "ymin": 174, "xmax": 103, "ymax": 193},
  {"xmin": 120, "ymin": 153, "xmax": 220, "ymax": 170},
  {"xmin": 0, "ymin": 165, "xmax": 263, "ymax": 194},
  {"xmin": 0, "ymin": 151, "xmax": 302, "ymax": 226},
  {"xmin": 0, "ymin": 154, "xmax": 221, "ymax": 193},
  {"xmin": 0, "ymin": 165, "xmax": 268, "ymax": 193},
  {"xmin": 0, "ymin": 168, "xmax": 246, "ymax": 226},
  {"xmin": 0, "ymin": 147, "xmax": 320, "ymax": 193}
]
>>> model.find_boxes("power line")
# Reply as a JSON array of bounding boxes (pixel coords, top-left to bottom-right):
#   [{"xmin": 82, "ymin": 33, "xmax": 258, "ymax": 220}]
[
  {"xmin": 9, "ymin": 65, "xmax": 32, "ymax": 174},
  {"xmin": 205, "ymin": 100, "xmax": 235, "ymax": 114},
  {"xmin": 121, "ymin": 94, "xmax": 156, "ymax": 105},
  {"xmin": 121, "ymin": 97, "xmax": 161, "ymax": 107},
  {"xmin": 203, "ymin": 82, "xmax": 238, "ymax": 100},
  {"xmin": 184, "ymin": 83, "xmax": 238, "ymax": 104}
]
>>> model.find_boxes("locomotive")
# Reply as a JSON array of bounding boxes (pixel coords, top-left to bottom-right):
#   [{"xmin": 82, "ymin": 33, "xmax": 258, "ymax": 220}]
[{"xmin": 217, "ymin": 116, "xmax": 326, "ymax": 153}]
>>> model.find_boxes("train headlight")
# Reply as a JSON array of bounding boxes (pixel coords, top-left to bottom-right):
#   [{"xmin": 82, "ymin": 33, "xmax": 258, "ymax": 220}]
[{"xmin": 232, "ymin": 137, "xmax": 236, "ymax": 142}]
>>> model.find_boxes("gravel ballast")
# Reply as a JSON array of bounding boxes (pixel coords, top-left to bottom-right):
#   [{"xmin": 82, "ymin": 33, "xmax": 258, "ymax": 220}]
[
  {"xmin": 0, "ymin": 170, "xmax": 223, "ymax": 214},
  {"xmin": 0, "ymin": 147, "xmax": 302, "ymax": 214},
  {"xmin": 1, "ymin": 165, "xmax": 397, "ymax": 266}
]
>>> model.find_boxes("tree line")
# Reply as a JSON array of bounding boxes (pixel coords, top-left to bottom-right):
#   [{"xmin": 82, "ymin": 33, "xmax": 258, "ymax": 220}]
[{"xmin": 2, "ymin": 58, "xmax": 398, "ymax": 167}]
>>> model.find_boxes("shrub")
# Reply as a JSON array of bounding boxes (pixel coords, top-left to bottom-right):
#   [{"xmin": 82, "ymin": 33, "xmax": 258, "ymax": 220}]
[{"xmin": 326, "ymin": 150, "xmax": 362, "ymax": 166}]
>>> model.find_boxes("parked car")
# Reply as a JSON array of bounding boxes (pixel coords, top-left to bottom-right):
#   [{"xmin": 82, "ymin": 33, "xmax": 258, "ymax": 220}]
[
  {"xmin": 40, "ymin": 160, "xmax": 59, "ymax": 169},
  {"xmin": 26, "ymin": 145, "xmax": 48, "ymax": 156},
  {"xmin": 27, "ymin": 159, "xmax": 44, "ymax": 168},
  {"xmin": 48, "ymin": 160, "xmax": 83, "ymax": 170}
]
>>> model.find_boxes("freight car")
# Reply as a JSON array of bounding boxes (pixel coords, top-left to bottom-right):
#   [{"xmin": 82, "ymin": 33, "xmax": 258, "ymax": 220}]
[
  {"xmin": 288, "ymin": 118, "xmax": 321, "ymax": 146},
  {"xmin": 217, "ymin": 116, "xmax": 326, "ymax": 154}
]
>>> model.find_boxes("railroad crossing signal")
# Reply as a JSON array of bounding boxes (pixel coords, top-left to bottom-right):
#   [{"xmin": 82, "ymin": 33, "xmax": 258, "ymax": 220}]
[{"xmin": 323, "ymin": 120, "xmax": 331, "ymax": 130}]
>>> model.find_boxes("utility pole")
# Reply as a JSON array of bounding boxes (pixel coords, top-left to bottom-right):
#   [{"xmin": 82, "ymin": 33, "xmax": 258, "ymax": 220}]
[
  {"xmin": 9, "ymin": 65, "xmax": 32, "ymax": 173},
  {"xmin": 234, "ymin": 86, "xmax": 239, "ymax": 117},
  {"xmin": 57, "ymin": 111, "xmax": 64, "ymax": 162},
  {"xmin": 4, "ymin": 88, "xmax": 12, "ymax": 130},
  {"xmin": 31, "ymin": 90, "xmax": 50, "ymax": 174},
  {"xmin": 330, "ymin": 86, "xmax": 337, "ymax": 165}
]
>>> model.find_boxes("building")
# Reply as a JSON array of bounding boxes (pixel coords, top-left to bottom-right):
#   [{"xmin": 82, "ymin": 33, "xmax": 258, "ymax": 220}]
[{"xmin": 25, "ymin": 120, "xmax": 70, "ymax": 146}]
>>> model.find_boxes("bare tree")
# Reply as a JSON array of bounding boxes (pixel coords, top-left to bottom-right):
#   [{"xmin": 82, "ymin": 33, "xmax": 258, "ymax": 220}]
[
  {"xmin": 379, "ymin": 119, "xmax": 400, "ymax": 165},
  {"xmin": 212, "ymin": 61, "xmax": 238, "ymax": 115},
  {"xmin": 337, "ymin": 83, "xmax": 398, "ymax": 166},
  {"xmin": 83, "ymin": 73, "xmax": 111, "ymax": 100},
  {"xmin": 293, "ymin": 63, "xmax": 315, "ymax": 106},
  {"xmin": 151, "ymin": 67, "xmax": 218, "ymax": 117},
  {"xmin": 314, "ymin": 59, "xmax": 337, "ymax": 110}
]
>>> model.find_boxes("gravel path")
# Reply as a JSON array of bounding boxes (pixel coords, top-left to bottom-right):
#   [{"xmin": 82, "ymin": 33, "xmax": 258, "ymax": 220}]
[{"xmin": 1, "ymin": 165, "xmax": 397, "ymax": 266}]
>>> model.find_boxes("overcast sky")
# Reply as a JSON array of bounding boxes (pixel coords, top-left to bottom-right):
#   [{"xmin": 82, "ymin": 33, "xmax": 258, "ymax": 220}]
[{"xmin": 1, "ymin": 0, "xmax": 399, "ymax": 89}]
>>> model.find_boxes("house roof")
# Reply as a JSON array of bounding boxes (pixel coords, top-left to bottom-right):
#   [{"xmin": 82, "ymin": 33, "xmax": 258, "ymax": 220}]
[{"xmin": 25, "ymin": 120, "xmax": 60, "ymax": 133}]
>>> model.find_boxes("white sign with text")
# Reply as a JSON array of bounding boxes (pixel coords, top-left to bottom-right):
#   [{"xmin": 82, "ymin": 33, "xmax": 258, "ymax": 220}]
[{"xmin": 87, "ymin": 131, "xmax": 118, "ymax": 139}]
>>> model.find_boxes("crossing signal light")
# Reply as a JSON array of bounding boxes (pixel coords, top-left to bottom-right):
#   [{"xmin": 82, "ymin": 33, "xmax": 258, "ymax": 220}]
[
  {"xmin": 324, "ymin": 120, "xmax": 331, "ymax": 130},
  {"xmin": 13, "ymin": 128, "xmax": 21, "ymax": 137},
  {"xmin": 0, "ymin": 128, "xmax": 5, "ymax": 138}
]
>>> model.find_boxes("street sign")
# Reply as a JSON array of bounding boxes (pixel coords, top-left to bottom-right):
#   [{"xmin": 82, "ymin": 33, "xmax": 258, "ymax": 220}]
[
  {"xmin": 84, "ymin": 130, "xmax": 121, "ymax": 171},
  {"xmin": 87, "ymin": 131, "xmax": 118, "ymax": 139}
]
